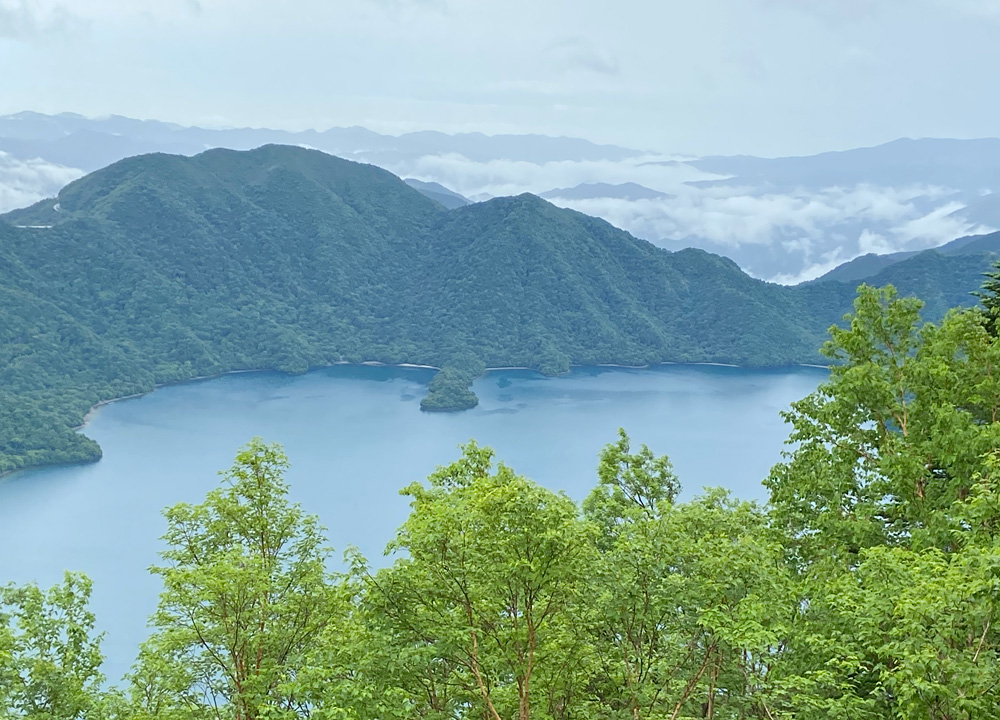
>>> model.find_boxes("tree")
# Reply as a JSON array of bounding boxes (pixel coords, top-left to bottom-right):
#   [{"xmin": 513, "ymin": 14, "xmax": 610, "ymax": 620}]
[
  {"xmin": 587, "ymin": 487, "xmax": 794, "ymax": 720},
  {"xmin": 766, "ymin": 284, "xmax": 1000, "ymax": 565},
  {"xmin": 361, "ymin": 443, "xmax": 595, "ymax": 720},
  {"xmin": 764, "ymin": 285, "xmax": 1000, "ymax": 718},
  {"xmin": 973, "ymin": 258, "xmax": 1000, "ymax": 336},
  {"xmin": 583, "ymin": 428, "xmax": 679, "ymax": 548},
  {"xmin": 129, "ymin": 439, "xmax": 335, "ymax": 720},
  {"xmin": 769, "ymin": 468, "xmax": 1000, "ymax": 720},
  {"xmin": 0, "ymin": 573, "xmax": 105, "ymax": 719}
]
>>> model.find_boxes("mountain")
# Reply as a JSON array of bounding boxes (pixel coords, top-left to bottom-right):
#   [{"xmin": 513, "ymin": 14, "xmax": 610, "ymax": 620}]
[
  {"xmin": 688, "ymin": 138, "xmax": 1000, "ymax": 191},
  {"xmin": 812, "ymin": 250, "xmax": 922, "ymax": 285},
  {"xmin": 951, "ymin": 193, "xmax": 1000, "ymax": 229},
  {"xmin": 540, "ymin": 182, "xmax": 669, "ymax": 201},
  {"xmin": 839, "ymin": 251, "xmax": 991, "ymax": 319},
  {"xmin": 811, "ymin": 230, "xmax": 1000, "ymax": 284},
  {"xmin": 404, "ymin": 179, "xmax": 472, "ymax": 209},
  {"xmin": 1, "ymin": 145, "xmax": 996, "ymax": 476},
  {"xmin": 0, "ymin": 112, "xmax": 641, "ymax": 173}
]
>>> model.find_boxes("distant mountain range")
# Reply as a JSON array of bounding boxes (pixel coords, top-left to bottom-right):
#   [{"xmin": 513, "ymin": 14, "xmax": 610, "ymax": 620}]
[
  {"xmin": 2, "ymin": 145, "xmax": 996, "ymax": 476},
  {"xmin": 687, "ymin": 138, "xmax": 1000, "ymax": 191},
  {"xmin": 0, "ymin": 111, "xmax": 640, "ymax": 172},
  {"xmin": 540, "ymin": 182, "xmax": 669, "ymax": 201}
]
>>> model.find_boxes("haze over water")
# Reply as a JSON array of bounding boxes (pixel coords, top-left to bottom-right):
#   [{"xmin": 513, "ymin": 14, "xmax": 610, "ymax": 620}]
[{"xmin": 0, "ymin": 364, "xmax": 824, "ymax": 682}]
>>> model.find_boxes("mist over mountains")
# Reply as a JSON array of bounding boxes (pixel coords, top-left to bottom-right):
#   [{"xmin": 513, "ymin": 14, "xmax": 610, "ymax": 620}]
[{"xmin": 1, "ymin": 111, "xmax": 998, "ymax": 283}]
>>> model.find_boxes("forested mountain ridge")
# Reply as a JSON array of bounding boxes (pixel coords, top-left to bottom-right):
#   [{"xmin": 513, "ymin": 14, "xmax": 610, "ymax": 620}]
[
  {"xmin": 811, "ymin": 229, "xmax": 1000, "ymax": 285},
  {"xmin": 0, "ymin": 144, "xmax": 993, "ymax": 474}
]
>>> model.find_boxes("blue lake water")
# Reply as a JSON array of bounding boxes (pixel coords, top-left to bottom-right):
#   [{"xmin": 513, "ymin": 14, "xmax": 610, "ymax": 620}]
[{"xmin": 0, "ymin": 364, "xmax": 824, "ymax": 682}]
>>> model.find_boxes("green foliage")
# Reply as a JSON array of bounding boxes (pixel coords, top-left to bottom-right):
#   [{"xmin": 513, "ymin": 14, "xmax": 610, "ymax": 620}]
[
  {"xmin": 974, "ymin": 257, "xmax": 1000, "ymax": 335},
  {"xmin": 583, "ymin": 427, "xmax": 679, "ymax": 547},
  {"xmin": 420, "ymin": 367, "xmax": 480, "ymax": 412},
  {"xmin": 587, "ymin": 488, "xmax": 794, "ymax": 720},
  {"xmin": 362, "ymin": 443, "xmax": 596, "ymax": 720},
  {"xmin": 764, "ymin": 285, "xmax": 1000, "ymax": 719},
  {"xmin": 0, "ymin": 573, "xmax": 105, "ymax": 719},
  {"xmin": 767, "ymin": 285, "xmax": 1000, "ymax": 564},
  {"xmin": 130, "ymin": 439, "xmax": 335, "ymax": 720}
]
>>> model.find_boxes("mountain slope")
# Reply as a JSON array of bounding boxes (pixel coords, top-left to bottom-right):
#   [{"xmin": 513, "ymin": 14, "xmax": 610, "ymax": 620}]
[
  {"xmin": 850, "ymin": 251, "xmax": 991, "ymax": 319},
  {"xmin": 0, "ymin": 145, "xmax": 993, "ymax": 475},
  {"xmin": 811, "ymin": 230, "xmax": 1000, "ymax": 284},
  {"xmin": 813, "ymin": 250, "xmax": 920, "ymax": 285},
  {"xmin": 404, "ymin": 179, "xmax": 472, "ymax": 209}
]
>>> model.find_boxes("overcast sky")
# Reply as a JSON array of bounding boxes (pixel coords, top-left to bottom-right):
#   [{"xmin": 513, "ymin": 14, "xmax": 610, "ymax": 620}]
[{"xmin": 2, "ymin": 0, "xmax": 999, "ymax": 156}]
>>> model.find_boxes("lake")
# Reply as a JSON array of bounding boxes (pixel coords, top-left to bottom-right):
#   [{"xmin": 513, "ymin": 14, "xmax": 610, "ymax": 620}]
[{"xmin": 0, "ymin": 364, "xmax": 824, "ymax": 682}]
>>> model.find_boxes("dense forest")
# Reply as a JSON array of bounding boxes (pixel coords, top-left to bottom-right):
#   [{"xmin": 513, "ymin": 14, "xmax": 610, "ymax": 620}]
[
  {"xmin": 2, "ymin": 145, "xmax": 996, "ymax": 475},
  {"xmin": 4, "ymin": 283, "xmax": 1000, "ymax": 719}
]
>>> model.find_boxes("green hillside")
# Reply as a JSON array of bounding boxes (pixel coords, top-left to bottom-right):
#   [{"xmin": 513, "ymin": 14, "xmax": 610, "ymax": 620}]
[
  {"xmin": 811, "ymin": 230, "xmax": 1000, "ymax": 285},
  {"xmin": 0, "ymin": 145, "xmax": 994, "ymax": 474}
]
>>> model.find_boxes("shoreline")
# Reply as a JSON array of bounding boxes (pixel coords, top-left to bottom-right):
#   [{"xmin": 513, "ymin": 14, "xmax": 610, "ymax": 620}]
[
  {"xmin": 4, "ymin": 359, "xmax": 830, "ymax": 482},
  {"xmin": 75, "ymin": 368, "xmax": 270, "ymax": 432},
  {"xmin": 68, "ymin": 358, "xmax": 837, "ymax": 435}
]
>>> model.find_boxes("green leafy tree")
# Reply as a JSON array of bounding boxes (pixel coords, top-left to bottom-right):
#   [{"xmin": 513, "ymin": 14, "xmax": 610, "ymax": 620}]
[
  {"xmin": 771, "ymin": 468, "xmax": 1000, "ymax": 720},
  {"xmin": 276, "ymin": 549, "xmax": 416, "ymax": 720},
  {"xmin": 360, "ymin": 443, "xmax": 595, "ymax": 720},
  {"xmin": 764, "ymin": 285, "xmax": 1000, "ymax": 718},
  {"xmin": 973, "ymin": 258, "xmax": 1000, "ymax": 335},
  {"xmin": 583, "ymin": 428, "xmax": 679, "ymax": 549},
  {"xmin": 129, "ymin": 439, "xmax": 335, "ymax": 720},
  {"xmin": 587, "ymin": 486, "xmax": 794, "ymax": 720},
  {"xmin": 0, "ymin": 573, "xmax": 105, "ymax": 719},
  {"xmin": 767, "ymin": 284, "xmax": 1000, "ymax": 565}
]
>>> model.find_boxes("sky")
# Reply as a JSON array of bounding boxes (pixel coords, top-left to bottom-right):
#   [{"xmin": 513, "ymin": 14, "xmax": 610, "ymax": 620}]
[{"xmin": 2, "ymin": 0, "xmax": 1000, "ymax": 156}]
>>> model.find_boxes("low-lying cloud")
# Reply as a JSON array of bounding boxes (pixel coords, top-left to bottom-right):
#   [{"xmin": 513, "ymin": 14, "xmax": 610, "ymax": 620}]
[
  {"xmin": 389, "ymin": 152, "xmax": 711, "ymax": 199},
  {"xmin": 0, "ymin": 152, "xmax": 84, "ymax": 213},
  {"xmin": 393, "ymin": 152, "xmax": 997, "ymax": 283},
  {"xmin": 549, "ymin": 185, "xmax": 996, "ymax": 283}
]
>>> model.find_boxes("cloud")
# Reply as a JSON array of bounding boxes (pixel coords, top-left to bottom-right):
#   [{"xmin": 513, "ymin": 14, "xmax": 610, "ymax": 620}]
[
  {"xmin": 386, "ymin": 152, "xmax": 708, "ymax": 200},
  {"xmin": 762, "ymin": 0, "xmax": 1000, "ymax": 23},
  {"xmin": 381, "ymin": 146, "xmax": 998, "ymax": 283},
  {"xmin": 934, "ymin": 0, "xmax": 1000, "ymax": 18},
  {"xmin": 753, "ymin": 0, "xmax": 887, "ymax": 24},
  {"xmin": 858, "ymin": 229, "xmax": 894, "ymax": 255},
  {"xmin": 0, "ymin": 0, "xmax": 204, "ymax": 30},
  {"xmin": 540, "ymin": 181, "xmax": 996, "ymax": 282},
  {"xmin": 0, "ymin": 0, "xmax": 71, "ymax": 38},
  {"xmin": 0, "ymin": 152, "xmax": 83, "ymax": 213},
  {"xmin": 368, "ymin": 0, "xmax": 448, "ymax": 13},
  {"xmin": 546, "ymin": 37, "xmax": 620, "ymax": 76},
  {"xmin": 768, "ymin": 249, "xmax": 858, "ymax": 286},
  {"xmin": 0, "ymin": 1, "xmax": 29, "ymax": 37},
  {"xmin": 890, "ymin": 201, "xmax": 993, "ymax": 247}
]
